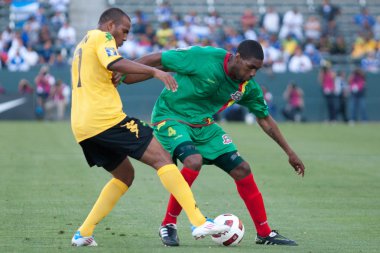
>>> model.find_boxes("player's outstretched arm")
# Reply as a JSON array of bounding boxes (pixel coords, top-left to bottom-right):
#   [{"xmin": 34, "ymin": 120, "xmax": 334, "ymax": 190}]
[
  {"xmin": 109, "ymin": 58, "xmax": 177, "ymax": 91},
  {"xmin": 256, "ymin": 115, "xmax": 305, "ymax": 177}
]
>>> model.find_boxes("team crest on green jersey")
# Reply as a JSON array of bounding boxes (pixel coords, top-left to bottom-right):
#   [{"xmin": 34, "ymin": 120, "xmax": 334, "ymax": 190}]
[
  {"xmin": 231, "ymin": 91, "xmax": 243, "ymax": 101},
  {"xmin": 222, "ymin": 134, "xmax": 232, "ymax": 144}
]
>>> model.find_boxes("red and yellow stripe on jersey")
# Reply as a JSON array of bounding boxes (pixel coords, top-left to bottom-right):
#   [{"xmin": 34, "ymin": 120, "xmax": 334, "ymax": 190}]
[{"xmin": 217, "ymin": 80, "xmax": 249, "ymax": 113}]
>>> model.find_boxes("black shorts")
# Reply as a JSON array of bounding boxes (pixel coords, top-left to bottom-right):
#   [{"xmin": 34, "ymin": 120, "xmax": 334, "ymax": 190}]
[{"xmin": 79, "ymin": 116, "xmax": 153, "ymax": 172}]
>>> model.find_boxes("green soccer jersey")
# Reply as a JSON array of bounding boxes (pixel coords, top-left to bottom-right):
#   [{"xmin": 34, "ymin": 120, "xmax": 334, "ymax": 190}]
[{"xmin": 151, "ymin": 46, "xmax": 269, "ymax": 124}]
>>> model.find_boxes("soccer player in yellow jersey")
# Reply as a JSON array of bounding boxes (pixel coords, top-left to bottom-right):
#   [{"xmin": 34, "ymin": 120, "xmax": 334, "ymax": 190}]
[{"xmin": 70, "ymin": 8, "xmax": 229, "ymax": 247}]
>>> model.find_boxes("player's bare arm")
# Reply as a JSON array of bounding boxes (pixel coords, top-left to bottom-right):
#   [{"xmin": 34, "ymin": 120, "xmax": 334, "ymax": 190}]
[
  {"xmin": 109, "ymin": 58, "xmax": 177, "ymax": 91},
  {"xmin": 256, "ymin": 115, "xmax": 305, "ymax": 177},
  {"xmin": 125, "ymin": 52, "xmax": 169, "ymax": 83}
]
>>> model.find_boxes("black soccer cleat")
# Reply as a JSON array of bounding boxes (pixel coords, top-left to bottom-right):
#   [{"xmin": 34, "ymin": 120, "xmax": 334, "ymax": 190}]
[
  {"xmin": 159, "ymin": 224, "xmax": 180, "ymax": 247},
  {"xmin": 255, "ymin": 230, "xmax": 298, "ymax": 246}
]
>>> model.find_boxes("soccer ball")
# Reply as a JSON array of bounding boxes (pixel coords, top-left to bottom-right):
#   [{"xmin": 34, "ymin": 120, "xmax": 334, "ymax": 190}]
[{"xmin": 211, "ymin": 214, "xmax": 245, "ymax": 246}]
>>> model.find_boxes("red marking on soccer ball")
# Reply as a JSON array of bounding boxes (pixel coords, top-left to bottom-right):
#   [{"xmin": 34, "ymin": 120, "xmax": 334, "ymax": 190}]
[{"xmin": 211, "ymin": 214, "xmax": 245, "ymax": 246}]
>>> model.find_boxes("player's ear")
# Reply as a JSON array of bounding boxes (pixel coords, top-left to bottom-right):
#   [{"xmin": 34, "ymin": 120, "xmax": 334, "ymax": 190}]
[
  {"xmin": 106, "ymin": 20, "xmax": 116, "ymax": 32},
  {"xmin": 235, "ymin": 53, "xmax": 242, "ymax": 63}
]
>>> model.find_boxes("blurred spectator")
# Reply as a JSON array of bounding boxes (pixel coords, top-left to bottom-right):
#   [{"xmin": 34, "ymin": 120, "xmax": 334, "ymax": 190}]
[
  {"xmin": 145, "ymin": 24, "xmax": 157, "ymax": 45},
  {"xmin": 34, "ymin": 65, "xmax": 55, "ymax": 119},
  {"xmin": 57, "ymin": 21, "xmax": 76, "ymax": 54},
  {"xmin": 171, "ymin": 13, "xmax": 184, "ymax": 31},
  {"xmin": 279, "ymin": 7, "xmax": 303, "ymax": 41},
  {"xmin": 282, "ymin": 34, "xmax": 299, "ymax": 60},
  {"xmin": 22, "ymin": 16, "xmax": 40, "ymax": 46},
  {"xmin": 268, "ymin": 33, "xmax": 281, "ymax": 49},
  {"xmin": 262, "ymin": 85, "xmax": 276, "ymax": 117},
  {"xmin": 118, "ymin": 34, "xmax": 139, "ymax": 59},
  {"xmin": 7, "ymin": 49, "xmax": 29, "ymax": 71},
  {"xmin": 304, "ymin": 15, "xmax": 321, "ymax": 43},
  {"xmin": 260, "ymin": 6, "xmax": 280, "ymax": 34},
  {"xmin": 240, "ymin": 9, "xmax": 257, "ymax": 30},
  {"xmin": 204, "ymin": 10, "xmax": 223, "ymax": 28},
  {"xmin": 155, "ymin": 1, "xmax": 173, "ymax": 24},
  {"xmin": 318, "ymin": 34, "xmax": 333, "ymax": 54},
  {"xmin": 330, "ymin": 35, "xmax": 347, "ymax": 55},
  {"xmin": 38, "ymin": 24, "xmax": 53, "ymax": 46},
  {"xmin": 49, "ymin": 0, "xmax": 70, "ymax": 12},
  {"xmin": 132, "ymin": 10, "xmax": 148, "ymax": 35},
  {"xmin": 35, "ymin": 6, "xmax": 48, "ymax": 26},
  {"xmin": 184, "ymin": 10, "xmax": 202, "ymax": 25},
  {"xmin": 136, "ymin": 34, "xmax": 153, "ymax": 56},
  {"xmin": 304, "ymin": 43, "xmax": 322, "ymax": 67},
  {"xmin": 45, "ymin": 79, "xmax": 70, "ymax": 120},
  {"xmin": 261, "ymin": 38, "xmax": 282, "ymax": 72},
  {"xmin": 272, "ymin": 55, "xmax": 287, "ymax": 73},
  {"xmin": 348, "ymin": 68, "xmax": 368, "ymax": 122},
  {"xmin": 373, "ymin": 16, "xmax": 380, "ymax": 40},
  {"xmin": 50, "ymin": 11, "xmax": 67, "ymax": 33},
  {"xmin": 18, "ymin": 79, "xmax": 34, "ymax": 95},
  {"xmin": 156, "ymin": 21, "xmax": 175, "ymax": 48},
  {"xmin": 354, "ymin": 7, "xmax": 375, "ymax": 32},
  {"xmin": 317, "ymin": 0, "xmax": 340, "ymax": 36},
  {"xmin": 334, "ymin": 70, "xmax": 349, "ymax": 122},
  {"xmin": 351, "ymin": 33, "xmax": 377, "ymax": 60},
  {"xmin": 7, "ymin": 31, "xmax": 24, "ymax": 59},
  {"xmin": 207, "ymin": 25, "xmax": 225, "ymax": 47},
  {"xmin": 224, "ymin": 26, "xmax": 244, "ymax": 52},
  {"xmin": 319, "ymin": 64, "xmax": 336, "ymax": 121},
  {"xmin": 282, "ymin": 82, "xmax": 304, "ymax": 122},
  {"xmin": 52, "ymin": 52, "xmax": 68, "ymax": 68},
  {"xmin": 22, "ymin": 45, "xmax": 39, "ymax": 67},
  {"xmin": 242, "ymin": 25, "xmax": 258, "ymax": 41},
  {"xmin": 1, "ymin": 26, "xmax": 14, "ymax": 51},
  {"xmin": 361, "ymin": 52, "xmax": 380, "ymax": 73},
  {"xmin": 38, "ymin": 40, "xmax": 55, "ymax": 64},
  {"xmin": 288, "ymin": 47, "xmax": 313, "ymax": 73}
]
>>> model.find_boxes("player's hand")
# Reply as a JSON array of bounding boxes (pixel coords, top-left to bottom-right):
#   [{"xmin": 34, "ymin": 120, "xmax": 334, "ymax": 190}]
[
  {"xmin": 288, "ymin": 152, "xmax": 305, "ymax": 177},
  {"xmin": 153, "ymin": 69, "xmax": 178, "ymax": 92},
  {"xmin": 112, "ymin": 72, "xmax": 125, "ymax": 87}
]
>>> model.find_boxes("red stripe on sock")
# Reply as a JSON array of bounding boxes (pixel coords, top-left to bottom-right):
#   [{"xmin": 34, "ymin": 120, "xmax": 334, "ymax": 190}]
[
  {"xmin": 235, "ymin": 173, "xmax": 271, "ymax": 237},
  {"xmin": 161, "ymin": 167, "xmax": 199, "ymax": 226}
]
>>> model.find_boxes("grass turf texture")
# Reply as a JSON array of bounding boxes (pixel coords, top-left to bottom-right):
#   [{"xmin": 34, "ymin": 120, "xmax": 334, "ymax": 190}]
[{"xmin": 0, "ymin": 121, "xmax": 379, "ymax": 253}]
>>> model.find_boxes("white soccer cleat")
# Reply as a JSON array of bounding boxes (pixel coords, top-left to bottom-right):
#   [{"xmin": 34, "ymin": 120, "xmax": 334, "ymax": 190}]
[
  {"xmin": 191, "ymin": 218, "xmax": 230, "ymax": 240},
  {"xmin": 71, "ymin": 231, "xmax": 98, "ymax": 247}
]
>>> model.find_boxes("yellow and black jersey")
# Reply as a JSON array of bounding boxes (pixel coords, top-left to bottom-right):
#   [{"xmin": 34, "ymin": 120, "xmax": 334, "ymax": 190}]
[{"xmin": 71, "ymin": 29, "xmax": 126, "ymax": 142}]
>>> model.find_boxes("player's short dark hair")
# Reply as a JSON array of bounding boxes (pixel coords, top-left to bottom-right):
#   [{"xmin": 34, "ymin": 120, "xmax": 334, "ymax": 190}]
[
  {"xmin": 98, "ymin": 8, "xmax": 131, "ymax": 25},
  {"xmin": 237, "ymin": 40, "xmax": 264, "ymax": 61}
]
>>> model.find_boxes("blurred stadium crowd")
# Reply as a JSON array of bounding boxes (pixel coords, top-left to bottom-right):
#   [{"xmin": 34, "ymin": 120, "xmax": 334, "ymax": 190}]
[
  {"xmin": 0, "ymin": 0, "xmax": 380, "ymax": 73},
  {"xmin": 0, "ymin": 0, "xmax": 376, "ymax": 122}
]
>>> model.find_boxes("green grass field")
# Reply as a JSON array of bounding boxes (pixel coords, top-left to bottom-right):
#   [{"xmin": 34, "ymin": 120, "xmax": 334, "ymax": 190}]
[{"xmin": 0, "ymin": 121, "xmax": 379, "ymax": 253}]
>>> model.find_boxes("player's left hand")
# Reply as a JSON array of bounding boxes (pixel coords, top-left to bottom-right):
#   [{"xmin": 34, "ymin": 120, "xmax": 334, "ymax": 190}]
[
  {"xmin": 288, "ymin": 152, "xmax": 305, "ymax": 177},
  {"xmin": 112, "ymin": 72, "xmax": 125, "ymax": 87}
]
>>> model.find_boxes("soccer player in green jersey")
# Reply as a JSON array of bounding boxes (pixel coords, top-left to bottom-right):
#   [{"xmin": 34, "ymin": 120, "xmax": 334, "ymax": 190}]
[{"xmin": 119, "ymin": 40, "xmax": 305, "ymax": 246}]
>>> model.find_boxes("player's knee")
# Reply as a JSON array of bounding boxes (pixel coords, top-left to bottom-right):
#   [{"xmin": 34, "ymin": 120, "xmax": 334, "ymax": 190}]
[
  {"xmin": 183, "ymin": 154, "xmax": 203, "ymax": 171},
  {"xmin": 118, "ymin": 173, "xmax": 135, "ymax": 187},
  {"xmin": 230, "ymin": 162, "xmax": 251, "ymax": 180}
]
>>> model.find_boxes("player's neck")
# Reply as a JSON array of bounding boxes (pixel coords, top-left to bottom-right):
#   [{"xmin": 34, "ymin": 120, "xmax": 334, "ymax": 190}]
[{"xmin": 227, "ymin": 54, "xmax": 234, "ymax": 76}]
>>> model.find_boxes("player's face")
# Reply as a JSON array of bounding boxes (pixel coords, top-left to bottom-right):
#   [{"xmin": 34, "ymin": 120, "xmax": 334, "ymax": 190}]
[
  {"xmin": 233, "ymin": 54, "xmax": 263, "ymax": 82},
  {"xmin": 110, "ymin": 16, "xmax": 131, "ymax": 47}
]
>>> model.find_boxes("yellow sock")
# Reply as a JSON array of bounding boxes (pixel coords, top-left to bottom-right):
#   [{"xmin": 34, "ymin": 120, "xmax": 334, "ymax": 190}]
[
  {"xmin": 157, "ymin": 164, "xmax": 206, "ymax": 226},
  {"xmin": 79, "ymin": 178, "xmax": 128, "ymax": 236}
]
